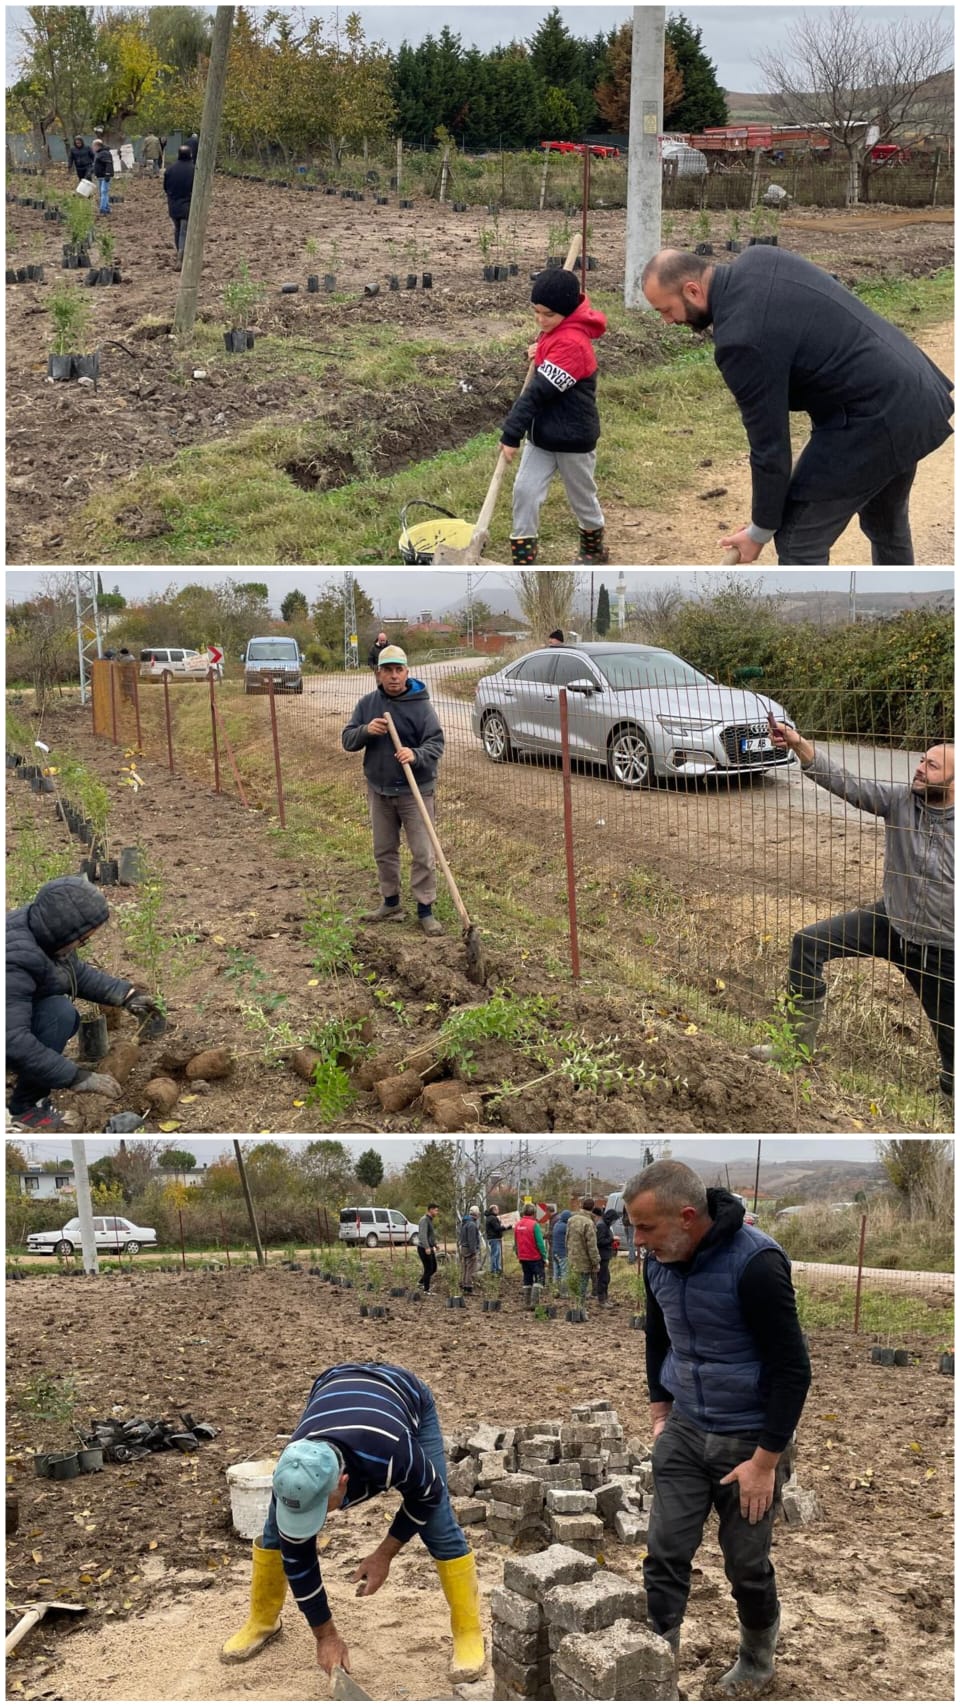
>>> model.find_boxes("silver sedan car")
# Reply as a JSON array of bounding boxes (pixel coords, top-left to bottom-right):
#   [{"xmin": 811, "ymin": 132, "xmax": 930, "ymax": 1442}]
[{"xmin": 471, "ymin": 643, "xmax": 796, "ymax": 788}]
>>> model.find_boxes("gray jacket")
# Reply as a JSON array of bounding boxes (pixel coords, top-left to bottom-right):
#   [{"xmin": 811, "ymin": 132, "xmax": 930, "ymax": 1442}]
[
  {"xmin": 805, "ymin": 753, "xmax": 953, "ymax": 947},
  {"xmin": 458, "ymin": 1214, "xmax": 480, "ymax": 1256},
  {"xmin": 341, "ymin": 678, "xmax": 444, "ymax": 798},
  {"xmin": 417, "ymin": 1212, "xmax": 437, "ymax": 1250}
]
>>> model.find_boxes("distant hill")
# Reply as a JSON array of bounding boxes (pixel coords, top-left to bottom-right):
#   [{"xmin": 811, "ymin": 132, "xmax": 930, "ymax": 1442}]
[
  {"xmin": 724, "ymin": 68, "xmax": 953, "ymax": 131},
  {"xmin": 488, "ymin": 1149, "xmax": 887, "ymax": 1203}
]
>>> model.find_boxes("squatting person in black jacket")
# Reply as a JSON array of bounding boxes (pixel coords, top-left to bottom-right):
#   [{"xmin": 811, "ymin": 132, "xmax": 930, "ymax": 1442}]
[
  {"xmin": 6, "ymin": 876, "xmax": 163, "ymax": 1130},
  {"xmin": 163, "ymin": 144, "xmax": 195, "ymax": 267},
  {"xmin": 500, "ymin": 268, "xmax": 609, "ymax": 566},
  {"xmin": 642, "ymin": 246, "xmax": 954, "ymax": 565},
  {"xmin": 341, "ymin": 646, "xmax": 445, "ymax": 935},
  {"xmin": 221, "ymin": 1361, "xmax": 486, "ymax": 1683},
  {"xmin": 624, "ymin": 1161, "xmax": 811, "ymax": 1699}
]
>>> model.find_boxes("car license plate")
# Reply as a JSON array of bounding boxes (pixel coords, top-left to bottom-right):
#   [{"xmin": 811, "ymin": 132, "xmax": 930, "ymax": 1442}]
[{"xmin": 741, "ymin": 736, "xmax": 772, "ymax": 753}]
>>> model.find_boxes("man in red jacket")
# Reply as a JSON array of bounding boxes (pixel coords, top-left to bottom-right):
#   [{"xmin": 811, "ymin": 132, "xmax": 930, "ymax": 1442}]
[
  {"xmin": 500, "ymin": 269, "xmax": 608, "ymax": 566},
  {"xmin": 514, "ymin": 1203, "xmax": 547, "ymax": 1284}
]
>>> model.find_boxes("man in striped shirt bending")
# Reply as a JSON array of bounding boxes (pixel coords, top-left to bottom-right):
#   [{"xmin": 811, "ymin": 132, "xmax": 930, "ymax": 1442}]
[{"xmin": 221, "ymin": 1360, "xmax": 485, "ymax": 1682}]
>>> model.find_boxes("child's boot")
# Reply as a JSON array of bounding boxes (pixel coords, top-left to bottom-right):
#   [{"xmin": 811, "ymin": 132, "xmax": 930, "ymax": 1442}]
[
  {"xmin": 510, "ymin": 536, "xmax": 539, "ymax": 565},
  {"xmin": 576, "ymin": 526, "xmax": 609, "ymax": 564}
]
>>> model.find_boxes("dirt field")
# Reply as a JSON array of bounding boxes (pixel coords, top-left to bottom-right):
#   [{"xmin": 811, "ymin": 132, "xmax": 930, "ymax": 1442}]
[
  {"xmin": 6, "ymin": 689, "xmax": 949, "ymax": 1135},
  {"xmin": 4, "ymin": 174, "xmax": 954, "ymax": 565},
  {"xmin": 4, "ymin": 1265, "xmax": 954, "ymax": 1701}
]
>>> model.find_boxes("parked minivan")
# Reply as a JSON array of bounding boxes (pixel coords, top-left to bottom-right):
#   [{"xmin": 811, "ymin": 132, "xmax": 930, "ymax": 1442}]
[
  {"xmin": 242, "ymin": 637, "xmax": 303, "ymax": 694},
  {"xmin": 139, "ymin": 646, "xmax": 215, "ymax": 680},
  {"xmin": 339, "ymin": 1207, "xmax": 419, "ymax": 1248}
]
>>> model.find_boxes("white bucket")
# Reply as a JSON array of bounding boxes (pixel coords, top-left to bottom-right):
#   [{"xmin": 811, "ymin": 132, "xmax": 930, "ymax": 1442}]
[
  {"xmin": 226, "ymin": 1457, "xmax": 276, "ymax": 1540},
  {"xmin": 75, "ymin": 178, "xmax": 93, "ymax": 197}
]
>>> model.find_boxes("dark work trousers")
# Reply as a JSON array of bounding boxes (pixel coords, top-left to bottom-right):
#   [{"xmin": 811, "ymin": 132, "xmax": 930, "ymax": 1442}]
[
  {"xmin": 520, "ymin": 1257, "xmax": 545, "ymax": 1285},
  {"xmin": 790, "ymin": 901, "xmax": 954, "ymax": 1082},
  {"xmin": 417, "ymin": 1246, "xmax": 438, "ymax": 1292},
  {"xmin": 645, "ymin": 1411, "xmax": 788, "ymax": 1633},
  {"xmin": 171, "ymin": 215, "xmax": 188, "ymax": 254},
  {"xmin": 773, "ymin": 465, "xmax": 917, "ymax": 565},
  {"xmin": 9, "ymin": 995, "xmax": 79, "ymax": 1113},
  {"xmin": 595, "ymin": 1256, "xmax": 611, "ymax": 1301}
]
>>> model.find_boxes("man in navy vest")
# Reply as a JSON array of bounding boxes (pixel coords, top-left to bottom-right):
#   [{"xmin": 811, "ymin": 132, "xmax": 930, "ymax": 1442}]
[{"xmin": 625, "ymin": 1160, "xmax": 811, "ymax": 1698}]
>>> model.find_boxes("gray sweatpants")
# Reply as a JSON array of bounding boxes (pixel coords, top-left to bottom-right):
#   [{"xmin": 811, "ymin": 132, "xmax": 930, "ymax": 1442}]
[
  {"xmin": 367, "ymin": 785, "xmax": 437, "ymax": 905},
  {"xmin": 511, "ymin": 441, "xmax": 604, "ymax": 537}
]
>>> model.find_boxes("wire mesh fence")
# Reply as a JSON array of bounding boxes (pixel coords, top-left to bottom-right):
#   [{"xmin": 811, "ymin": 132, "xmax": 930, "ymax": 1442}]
[{"xmin": 92, "ymin": 650, "xmax": 952, "ymax": 1119}]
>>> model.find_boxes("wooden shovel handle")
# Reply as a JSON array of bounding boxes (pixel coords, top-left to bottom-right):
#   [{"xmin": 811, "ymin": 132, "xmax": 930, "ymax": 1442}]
[
  {"xmin": 720, "ymin": 548, "xmax": 741, "ymax": 565},
  {"xmin": 382, "ymin": 713, "xmax": 472, "ymax": 933},
  {"xmin": 5, "ymin": 1606, "xmax": 44, "ymax": 1658}
]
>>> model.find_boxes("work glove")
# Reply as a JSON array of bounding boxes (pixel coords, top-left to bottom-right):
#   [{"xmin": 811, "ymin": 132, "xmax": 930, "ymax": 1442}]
[
  {"xmin": 73, "ymin": 1070, "xmax": 122, "ymax": 1098},
  {"xmin": 124, "ymin": 988, "xmax": 162, "ymax": 1019}
]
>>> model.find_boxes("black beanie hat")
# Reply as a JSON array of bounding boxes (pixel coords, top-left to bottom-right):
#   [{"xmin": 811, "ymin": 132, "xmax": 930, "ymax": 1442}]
[{"xmin": 530, "ymin": 268, "xmax": 581, "ymax": 317}]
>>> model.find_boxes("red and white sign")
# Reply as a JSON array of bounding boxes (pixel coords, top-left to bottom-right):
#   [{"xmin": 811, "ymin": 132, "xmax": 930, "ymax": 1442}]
[{"xmin": 207, "ymin": 645, "xmax": 224, "ymax": 666}]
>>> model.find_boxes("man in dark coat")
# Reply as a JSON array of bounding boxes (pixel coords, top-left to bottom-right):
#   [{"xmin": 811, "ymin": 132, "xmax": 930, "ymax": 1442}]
[
  {"xmin": 624, "ymin": 1160, "xmax": 811, "ymax": 1699},
  {"xmin": 91, "ymin": 138, "xmax": 114, "ymax": 214},
  {"xmin": 642, "ymin": 246, "xmax": 953, "ymax": 564},
  {"xmin": 163, "ymin": 145, "xmax": 195, "ymax": 267},
  {"xmin": 187, "ymin": 131, "xmax": 200, "ymax": 162},
  {"xmin": 367, "ymin": 631, "xmax": 389, "ymax": 669},
  {"xmin": 341, "ymin": 646, "xmax": 445, "ymax": 935},
  {"xmin": 6, "ymin": 877, "xmax": 162, "ymax": 1129}
]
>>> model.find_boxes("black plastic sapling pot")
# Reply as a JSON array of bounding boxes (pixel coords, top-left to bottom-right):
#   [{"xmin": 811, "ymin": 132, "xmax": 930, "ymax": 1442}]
[
  {"xmin": 399, "ymin": 199, "xmax": 413, "ymax": 209},
  {"xmin": 694, "ymin": 242, "xmax": 714, "ymax": 256},
  {"xmin": 48, "ymin": 353, "xmax": 73, "ymax": 380},
  {"xmin": 388, "ymin": 274, "xmax": 399, "ymax": 290},
  {"xmin": 447, "ymin": 1295, "xmax": 465, "ymax": 1309},
  {"xmin": 726, "ymin": 241, "xmax": 742, "ymax": 253},
  {"xmin": 73, "ymin": 352, "xmax": 99, "ymax": 379},
  {"xmin": 85, "ymin": 267, "xmax": 99, "ymax": 286},
  {"xmin": 422, "ymin": 272, "xmax": 432, "ymax": 288},
  {"xmin": 307, "ymin": 274, "xmax": 319, "ymax": 292},
  {"xmin": 7, "ymin": 268, "xmax": 18, "ymax": 284},
  {"xmin": 323, "ymin": 274, "xmax": 336, "ymax": 291},
  {"xmin": 509, "ymin": 263, "xmax": 519, "ymax": 276},
  {"xmin": 280, "ymin": 282, "xmax": 299, "ymax": 294},
  {"xmin": 118, "ymin": 845, "xmax": 145, "ymax": 884},
  {"xmin": 80, "ymin": 858, "xmax": 98, "ymax": 880},
  {"xmin": 406, "ymin": 273, "xmax": 417, "ymax": 289},
  {"xmin": 483, "ymin": 264, "xmax": 495, "ymax": 282},
  {"xmin": 79, "ymin": 1013, "xmax": 109, "ymax": 1059},
  {"xmin": 98, "ymin": 266, "xmax": 113, "ymax": 285},
  {"xmin": 494, "ymin": 265, "xmax": 509, "ymax": 282},
  {"xmin": 97, "ymin": 858, "xmax": 119, "ymax": 885},
  {"xmin": 546, "ymin": 255, "xmax": 561, "ymax": 268},
  {"xmin": 16, "ymin": 266, "xmax": 29, "ymax": 283},
  {"xmin": 364, "ymin": 282, "xmax": 379, "ymax": 297}
]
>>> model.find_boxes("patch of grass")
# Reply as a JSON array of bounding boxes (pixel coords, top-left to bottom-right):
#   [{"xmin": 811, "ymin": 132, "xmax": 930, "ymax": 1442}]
[
  {"xmin": 853, "ymin": 267, "xmax": 953, "ymax": 332},
  {"xmin": 796, "ymin": 1283, "xmax": 953, "ymax": 1340}
]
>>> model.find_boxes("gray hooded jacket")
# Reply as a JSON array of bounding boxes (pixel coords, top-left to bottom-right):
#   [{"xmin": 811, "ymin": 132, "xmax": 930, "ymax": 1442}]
[{"xmin": 804, "ymin": 753, "xmax": 953, "ymax": 947}]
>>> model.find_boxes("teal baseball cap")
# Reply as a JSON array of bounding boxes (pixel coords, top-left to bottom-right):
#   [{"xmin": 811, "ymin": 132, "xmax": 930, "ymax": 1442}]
[{"xmin": 273, "ymin": 1439, "xmax": 344, "ymax": 1541}]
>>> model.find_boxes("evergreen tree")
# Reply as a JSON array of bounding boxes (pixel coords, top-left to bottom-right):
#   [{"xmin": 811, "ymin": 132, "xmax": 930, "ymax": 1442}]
[
  {"xmin": 355, "ymin": 1148, "xmax": 385, "ymax": 1190},
  {"xmin": 281, "ymin": 589, "xmax": 309, "ymax": 623},
  {"xmin": 665, "ymin": 14, "xmax": 727, "ymax": 131},
  {"xmin": 595, "ymin": 583, "xmax": 611, "ymax": 636},
  {"xmin": 528, "ymin": 7, "xmax": 594, "ymax": 130}
]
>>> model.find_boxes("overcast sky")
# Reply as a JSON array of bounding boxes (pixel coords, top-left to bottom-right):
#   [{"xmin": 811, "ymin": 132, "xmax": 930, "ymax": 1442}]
[
  {"xmin": 16, "ymin": 1136, "xmax": 885, "ymax": 1168},
  {"xmin": 5, "ymin": 6, "xmax": 952, "ymax": 93},
  {"xmin": 5, "ymin": 570, "xmax": 953, "ymax": 621}
]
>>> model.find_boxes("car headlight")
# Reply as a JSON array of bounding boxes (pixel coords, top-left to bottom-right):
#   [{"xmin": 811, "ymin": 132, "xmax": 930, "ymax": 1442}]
[{"xmin": 656, "ymin": 716, "xmax": 718, "ymax": 734}]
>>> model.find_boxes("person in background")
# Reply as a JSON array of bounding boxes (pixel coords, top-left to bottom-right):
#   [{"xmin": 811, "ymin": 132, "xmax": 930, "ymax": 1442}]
[
  {"xmin": 187, "ymin": 130, "xmax": 200, "ymax": 161},
  {"xmin": 484, "ymin": 1203, "xmax": 505, "ymax": 1277},
  {"xmin": 141, "ymin": 132, "xmax": 163, "ymax": 173},
  {"xmin": 91, "ymin": 138, "xmax": 113, "ymax": 214},
  {"xmin": 551, "ymin": 1207, "xmax": 572, "ymax": 1286},
  {"xmin": 592, "ymin": 1204, "xmax": 617, "ymax": 1308},
  {"xmin": 546, "ymin": 630, "xmax": 565, "ymax": 646},
  {"xmin": 416, "ymin": 1203, "xmax": 440, "ymax": 1293},
  {"xmin": 458, "ymin": 1205, "xmax": 481, "ymax": 1293},
  {"xmin": 564, "ymin": 1197, "xmax": 600, "ymax": 1316},
  {"xmin": 163, "ymin": 144, "xmax": 195, "ymax": 269},
  {"xmin": 367, "ymin": 631, "xmax": 389, "ymax": 669},
  {"xmin": 514, "ymin": 1202, "xmax": 546, "ymax": 1284},
  {"xmin": 67, "ymin": 135, "xmax": 94, "ymax": 180}
]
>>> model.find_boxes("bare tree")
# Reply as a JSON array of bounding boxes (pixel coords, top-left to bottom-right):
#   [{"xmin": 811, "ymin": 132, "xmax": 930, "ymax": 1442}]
[
  {"xmin": 630, "ymin": 581, "xmax": 685, "ymax": 645},
  {"xmin": 510, "ymin": 572, "xmax": 581, "ymax": 641},
  {"xmin": 755, "ymin": 8, "xmax": 953, "ymax": 205}
]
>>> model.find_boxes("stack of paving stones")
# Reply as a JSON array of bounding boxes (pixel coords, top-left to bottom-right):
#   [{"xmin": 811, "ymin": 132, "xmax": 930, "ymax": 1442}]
[
  {"xmin": 446, "ymin": 1401, "xmax": 655, "ymax": 1552},
  {"xmin": 490, "ymin": 1544, "xmax": 677, "ymax": 1701}
]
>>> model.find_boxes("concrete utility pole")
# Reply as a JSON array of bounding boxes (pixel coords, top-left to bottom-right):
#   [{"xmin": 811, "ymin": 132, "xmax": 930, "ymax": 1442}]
[
  {"xmin": 624, "ymin": 6, "xmax": 665, "ymax": 309},
  {"xmin": 343, "ymin": 573, "xmax": 359, "ymax": 669},
  {"xmin": 70, "ymin": 1141, "xmax": 99, "ymax": 1273},
  {"xmin": 174, "ymin": 6, "xmax": 235, "ymax": 336}
]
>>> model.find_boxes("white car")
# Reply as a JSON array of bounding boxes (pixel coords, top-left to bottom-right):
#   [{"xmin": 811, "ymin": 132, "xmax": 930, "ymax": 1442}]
[
  {"xmin": 27, "ymin": 1215, "xmax": 157, "ymax": 1256},
  {"xmin": 338, "ymin": 1207, "xmax": 419, "ymax": 1248}
]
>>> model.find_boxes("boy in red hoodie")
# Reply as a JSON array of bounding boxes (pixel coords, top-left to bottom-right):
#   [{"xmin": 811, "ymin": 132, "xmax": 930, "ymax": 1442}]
[{"xmin": 500, "ymin": 268, "xmax": 608, "ymax": 565}]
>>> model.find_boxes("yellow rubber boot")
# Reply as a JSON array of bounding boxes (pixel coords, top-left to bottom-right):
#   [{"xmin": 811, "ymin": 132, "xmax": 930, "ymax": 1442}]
[
  {"xmin": 220, "ymin": 1539, "xmax": 287, "ymax": 1663},
  {"xmin": 436, "ymin": 1551, "xmax": 487, "ymax": 1682}
]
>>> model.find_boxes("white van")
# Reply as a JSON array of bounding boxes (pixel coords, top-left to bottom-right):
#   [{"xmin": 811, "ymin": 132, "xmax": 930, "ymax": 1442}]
[
  {"xmin": 339, "ymin": 1207, "xmax": 419, "ymax": 1248},
  {"xmin": 139, "ymin": 647, "xmax": 222, "ymax": 680},
  {"xmin": 242, "ymin": 636, "xmax": 303, "ymax": 694}
]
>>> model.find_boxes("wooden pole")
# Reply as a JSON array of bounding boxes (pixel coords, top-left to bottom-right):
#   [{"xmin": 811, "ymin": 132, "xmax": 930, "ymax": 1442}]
[
  {"xmin": 174, "ymin": 7, "xmax": 235, "ymax": 335},
  {"xmin": 749, "ymin": 146, "xmax": 762, "ymax": 211},
  {"xmin": 162, "ymin": 671, "xmax": 174, "ymax": 771},
  {"xmin": 931, "ymin": 149, "xmax": 941, "ymax": 207},
  {"xmin": 539, "ymin": 150, "xmax": 549, "ymax": 212},
  {"xmin": 267, "ymin": 674, "xmax": 286, "ymax": 827},
  {"xmin": 233, "ymin": 1140, "xmax": 265, "ymax": 1267},
  {"xmin": 209, "ymin": 668, "xmax": 221, "ymax": 793},
  {"xmin": 396, "ymin": 136, "xmax": 403, "ymax": 195},
  {"xmin": 439, "ymin": 144, "xmax": 449, "ymax": 204}
]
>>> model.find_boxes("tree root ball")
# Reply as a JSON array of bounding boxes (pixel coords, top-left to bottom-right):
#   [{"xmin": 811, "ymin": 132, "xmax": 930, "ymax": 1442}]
[
  {"xmin": 355, "ymin": 1050, "xmax": 401, "ymax": 1091},
  {"xmin": 144, "ymin": 1077, "xmax": 179, "ymax": 1115},
  {"xmin": 185, "ymin": 1048, "xmax": 234, "ymax": 1081},
  {"xmin": 375, "ymin": 1069, "xmax": 422, "ymax": 1113},
  {"xmin": 99, "ymin": 1039, "xmax": 140, "ymax": 1086},
  {"xmin": 290, "ymin": 1047, "xmax": 321, "ymax": 1083},
  {"xmin": 421, "ymin": 1080, "xmax": 484, "ymax": 1129}
]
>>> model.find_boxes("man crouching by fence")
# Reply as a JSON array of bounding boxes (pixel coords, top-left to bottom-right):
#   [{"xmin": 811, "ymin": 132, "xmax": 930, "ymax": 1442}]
[{"xmin": 751, "ymin": 725, "xmax": 954, "ymax": 1100}]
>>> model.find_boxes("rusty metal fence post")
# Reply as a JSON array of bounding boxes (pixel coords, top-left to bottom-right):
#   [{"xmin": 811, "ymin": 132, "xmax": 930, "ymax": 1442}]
[
  {"xmin": 161, "ymin": 672, "xmax": 175, "ymax": 771},
  {"xmin": 130, "ymin": 665, "xmax": 143, "ymax": 751},
  {"xmin": 209, "ymin": 669, "xmax": 221, "ymax": 794},
  {"xmin": 108, "ymin": 662, "xmax": 119, "ymax": 745},
  {"xmin": 853, "ymin": 1214, "xmax": 868, "ymax": 1332},
  {"xmin": 558, "ymin": 688, "xmax": 581, "ymax": 981},
  {"xmin": 267, "ymin": 674, "xmax": 286, "ymax": 827}
]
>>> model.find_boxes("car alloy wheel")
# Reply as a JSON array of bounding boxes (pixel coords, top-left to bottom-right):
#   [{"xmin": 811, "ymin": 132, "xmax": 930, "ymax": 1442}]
[
  {"xmin": 608, "ymin": 725, "xmax": 653, "ymax": 788},
  {"xmin": 123, "ymin": 1240, "xmax": 141, "ymax": 1254},
  {"xmin": 53, "ymin": 1239, "xmax": 74, "ymax": 1257},
  {"xmin": 481, "ymin": 710, "xmax": 513, "ymax": 763}
]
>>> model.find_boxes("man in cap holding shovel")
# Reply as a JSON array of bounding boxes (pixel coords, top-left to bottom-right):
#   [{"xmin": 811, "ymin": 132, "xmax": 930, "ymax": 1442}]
[
  {"xmin": 221, "ymin": 1360, "xmax": 486, "ymax": 1683},
  {"xmin": 342, "ymin": 646, "xmax": 445, "ymax": 935}
]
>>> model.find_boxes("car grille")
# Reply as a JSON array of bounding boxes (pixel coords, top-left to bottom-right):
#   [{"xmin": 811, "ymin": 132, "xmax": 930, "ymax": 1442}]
[{"xmin": 721, "ymin": 722, "xmax": 792, "ymax": 767}]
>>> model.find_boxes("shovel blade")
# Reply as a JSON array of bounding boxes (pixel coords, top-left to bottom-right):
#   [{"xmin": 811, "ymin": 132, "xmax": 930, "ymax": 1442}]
[
  {"xmin": 433, "ymin": 531, "xmax": 487, "ymax": 565},
  {"xmin": 332, "ymin": 1665, "xmax": 372, "ymax": 1700}
]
